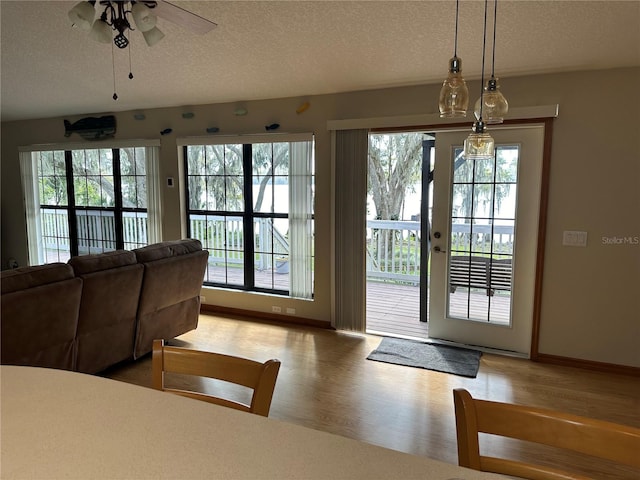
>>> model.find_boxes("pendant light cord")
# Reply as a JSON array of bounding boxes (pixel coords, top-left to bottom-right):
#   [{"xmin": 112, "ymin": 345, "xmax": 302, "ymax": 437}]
[
  {"xmin": 128, "ymin": 40, "xmax": 134, "ymax": 80},
  {"xmin": 479, "ymin": 0, "xmax": 489, "ymax": 120},
  {"xmin": 112, "ymin": 41, "xmax": 118, "ymax": 101},
  {"xmin": 454, "ymin": 0, "xmax": 460, "ymax": 57},
  {"xmin": 491, "ymin": 0, "xmax": 497, "ymax": 78}
]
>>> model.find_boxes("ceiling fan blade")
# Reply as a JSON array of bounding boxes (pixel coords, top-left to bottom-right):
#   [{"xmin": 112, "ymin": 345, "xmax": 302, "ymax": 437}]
[{"xmin": 153, "ymin": 1, "xmax": 217, "ymax": 35}]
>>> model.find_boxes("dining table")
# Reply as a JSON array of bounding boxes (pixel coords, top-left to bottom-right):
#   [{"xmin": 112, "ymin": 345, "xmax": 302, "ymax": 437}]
[{"xmin": 0, "ymin": 365, "xmax": 504, "ymax": 479}]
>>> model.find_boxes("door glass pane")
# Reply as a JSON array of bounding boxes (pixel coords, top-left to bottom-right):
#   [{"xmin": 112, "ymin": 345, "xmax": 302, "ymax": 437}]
[
  {"xmin": 447, "ymin": 145, "xmax": 518, "ymax": 325},
  {"xmin": 451, "ymin": 184, "xmax": 473, "ymax": 218}
]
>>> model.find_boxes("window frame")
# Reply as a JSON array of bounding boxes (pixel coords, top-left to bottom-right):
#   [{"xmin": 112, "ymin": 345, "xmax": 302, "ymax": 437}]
[
  {"xmin": 181, "ymin": 134, "xmax": 315, "ymax": 298},
  {"xmin": 20, "ymin": 140, "xmax": 161, "ymax": 265}
]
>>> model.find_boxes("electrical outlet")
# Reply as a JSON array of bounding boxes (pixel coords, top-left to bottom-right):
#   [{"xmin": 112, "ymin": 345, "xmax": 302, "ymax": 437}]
[
  {"xmin": 286, "ymin": 308, "xmax": 296, "ymax": 315},
  {"xmin": 563, "ymin": 230, "xmax": 588, "ymax": 247},
  {"xmin": 199, "ymin": 296, "xmax": 206, "ymax": 303},
  {"xmin": 271, "ymin": 306, "xmax": 282, "ymax": 313}
]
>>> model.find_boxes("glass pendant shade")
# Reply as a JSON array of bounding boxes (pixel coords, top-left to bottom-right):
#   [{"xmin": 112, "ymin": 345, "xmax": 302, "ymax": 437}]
[
  {"xmin": 439, "ymin": 56, "xmax": 469, "ymax": 118},
  {"xmin": 132, "ymin": 3, "xmax": 157, "ymax": 33},
  {"xmin": 143, "ymin": 27, "xmax": 165, "ymax": 47},
  {"xmin": 464, "ymin": 121, "xmax": 495, "ymax": 159},
  {"xmin": 89, "ymin": 19, "xmax": 113, "ymax": 44},
  {"xmin": 474, "ymin": 78, "xmax": 509, "ymax": 124},
  {"xmin": 68, "ymin": 1, "xmax": 96, "ymax": 31}
]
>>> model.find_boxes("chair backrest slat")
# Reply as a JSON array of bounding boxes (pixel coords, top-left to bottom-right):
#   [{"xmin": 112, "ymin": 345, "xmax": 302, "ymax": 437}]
[
  {"xmin": 453, "ymin": 388, "xmax": 640, "ymax": 479},
  {"xmin": 152, "ymin": 339, "xmax": 280, "ymax": 417}
]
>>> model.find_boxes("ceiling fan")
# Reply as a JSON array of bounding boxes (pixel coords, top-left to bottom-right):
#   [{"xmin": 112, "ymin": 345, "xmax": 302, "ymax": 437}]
[
  {"xmin": 68, "ymin": 1, "xmax": 217, "ymax": 49},
  {"xmin": 68, "ymin": 1, "xmax": 217, "ymax": 100}
]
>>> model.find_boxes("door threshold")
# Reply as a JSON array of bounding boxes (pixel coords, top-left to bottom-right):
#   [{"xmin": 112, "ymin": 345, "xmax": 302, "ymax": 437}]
[
  {"xmin": 426, "ymin": 336, "xmax": 529, "ymax": 359},
  {"xmin": 367, "ymin": 330, "xmax": 426, "ymax": 342}
]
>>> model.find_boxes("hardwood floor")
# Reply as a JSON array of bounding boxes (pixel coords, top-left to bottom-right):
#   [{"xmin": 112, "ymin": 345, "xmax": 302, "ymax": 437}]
[{"xmin": 103, "ymin": 313, "xmax": 640, "ymax": 479}]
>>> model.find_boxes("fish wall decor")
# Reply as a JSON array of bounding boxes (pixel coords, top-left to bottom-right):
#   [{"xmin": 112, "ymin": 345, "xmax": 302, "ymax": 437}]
[{"xmin": 64, "ymin": 115, "xmax": 116, "ymax": 140}]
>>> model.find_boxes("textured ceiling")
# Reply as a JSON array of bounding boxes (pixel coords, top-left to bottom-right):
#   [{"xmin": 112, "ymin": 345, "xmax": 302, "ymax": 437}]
[{"xmin": 1, "ymin": 0, "xmax": 639, "ymax": 122}]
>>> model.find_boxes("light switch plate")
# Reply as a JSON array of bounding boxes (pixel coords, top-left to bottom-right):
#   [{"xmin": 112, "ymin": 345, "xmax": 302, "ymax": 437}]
[{"xmin": 563, "ymin": 230, "xmax": 588, "ymax": 247}]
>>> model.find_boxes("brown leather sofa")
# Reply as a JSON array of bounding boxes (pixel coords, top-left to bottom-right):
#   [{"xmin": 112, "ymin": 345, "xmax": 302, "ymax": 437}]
[{"xmin": 1, "ymin": 239, "xmax": 208, "ymax": 373}]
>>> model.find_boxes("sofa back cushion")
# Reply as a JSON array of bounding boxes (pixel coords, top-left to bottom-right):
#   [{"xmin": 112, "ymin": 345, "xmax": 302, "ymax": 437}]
[
  {"xmin": 68, "ymin": 250, "xmax": 137, "ymax": 275},
  {"xmin": 132, "ymin": 239, "xmax": 208, "ymax": 358},
  {"xmin": 134, "ymin": 240, "xmax": 207, "ymax": 314},
  {"xmin": 1, "ymin": 263, "xmax": 75, "ymax": 293},
  {"xmin": 1, "ymin": 264, "xmax": 82, "ymax": 370},
  {"xmin": 69, "ymin": 251, "xmax": 144, "ymax": 373},
  {"xmin": 133, "ymin": 238, "xmax": 204, "ymax": 263}
]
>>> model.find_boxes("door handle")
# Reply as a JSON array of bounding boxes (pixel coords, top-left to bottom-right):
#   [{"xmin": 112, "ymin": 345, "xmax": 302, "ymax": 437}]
[{"xmin": 434, "ymin": 246, "xmax": 446, "ymax": 253}]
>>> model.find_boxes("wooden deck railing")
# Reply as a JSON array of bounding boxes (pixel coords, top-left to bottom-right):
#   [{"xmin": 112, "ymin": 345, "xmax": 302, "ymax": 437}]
[
  {"xmin": 41, "ymin": 208, "xmax": 148, "ymax": 254},
  {"xmin": 40, "ymin": 210, "xmax": 289, "ymax": 270},
  {"xmin": 188, "ymin": 215, "xmax": 289, "ymax": 271},
  {"xmin": 366, "ymin": 220, "xmax": 515, "ymax": 284},
  {"xmin": 40, "ymin": 211, "xmax": 515, "ymax": 289}
]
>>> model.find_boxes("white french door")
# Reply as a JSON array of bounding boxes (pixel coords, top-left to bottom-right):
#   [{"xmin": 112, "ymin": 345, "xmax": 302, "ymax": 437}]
[{"xmin": 428, "ymin": 126, "xmax": 545, "ymax": 356}]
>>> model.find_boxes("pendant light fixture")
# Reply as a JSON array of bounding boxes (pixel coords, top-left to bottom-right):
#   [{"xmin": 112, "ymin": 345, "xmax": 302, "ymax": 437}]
[
  {"xmin": 463, "ymin": 0, "xmax": 495, "ymax": 160},
  {"xmin": 438, "ymin": 0, "xmax": 469, "ymax": 118},
  {"xmin": 474, "ymin": 0, "xmax": 508, "ymax": 123}
]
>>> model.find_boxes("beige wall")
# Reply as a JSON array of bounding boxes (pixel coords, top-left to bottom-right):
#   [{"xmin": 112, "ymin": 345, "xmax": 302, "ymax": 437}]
[{"xmin": 2, "ymin": 67, "xmax": 638, "ymax": 367}]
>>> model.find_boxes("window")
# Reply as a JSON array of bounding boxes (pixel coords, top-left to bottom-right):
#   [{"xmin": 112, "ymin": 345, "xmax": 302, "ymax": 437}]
[
  {"xmin": 183, "ymin": 134, "xmax": 314, "ymax": 298},
  {"xmin": 20, "ymin": 142, "xmax": 161, "ymax": 265}
]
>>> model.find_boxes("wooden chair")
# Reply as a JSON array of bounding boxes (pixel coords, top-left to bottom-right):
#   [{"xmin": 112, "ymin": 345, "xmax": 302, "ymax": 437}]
[
  {"xmin": 152, "ymin": 339, "xmax": 281, "ymax": 417},
  {"xmin": 453, "ymin": 388, "xmax": 640, "ymax": 480}
]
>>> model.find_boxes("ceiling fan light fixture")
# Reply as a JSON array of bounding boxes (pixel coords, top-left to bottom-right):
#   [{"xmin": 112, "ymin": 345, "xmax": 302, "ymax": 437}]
[
  {"xmin": 68, "ymin": 1, "xmax": 96, "ymax": 31},
  {"xmin": 89, "ymin": 18, "xmax": 113, "ymax": 44},
  {"xmin": 132, "ymin": 3, "xmax": 157, "ymax": 33},
  {"xmin": 67, "ymin": 1, "xmax": 216, "ymax": 100},
  {"xmin": 142, "ymin": 26, "xmax": 165, "ymax": 47}
]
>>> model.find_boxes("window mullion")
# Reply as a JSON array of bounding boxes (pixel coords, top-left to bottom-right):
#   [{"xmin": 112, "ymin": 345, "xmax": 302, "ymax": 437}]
[
  {"xmin": 242, "ymin": 144, "xmax": 255, "ymax": 288},
  {"xmin": 64, "ymin": 150, "xmax": 79, "ymax": 257},
  {"xmin": 113, "ymin": 149, "xmax": 124, "ymax": 249},
  {"xmin": 183, "ymin": 146, "xmax": 193, "ymax": 238}
]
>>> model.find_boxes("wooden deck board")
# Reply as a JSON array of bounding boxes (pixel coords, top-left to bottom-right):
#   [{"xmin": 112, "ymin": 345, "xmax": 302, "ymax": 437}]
[{"xmin": 366, "ymin": 281, "xmax": 511, "ymax": 339}]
